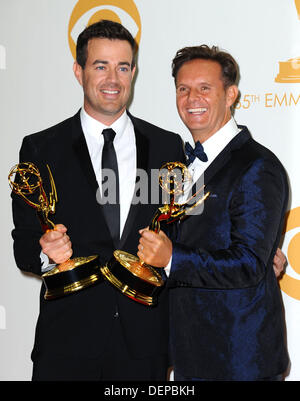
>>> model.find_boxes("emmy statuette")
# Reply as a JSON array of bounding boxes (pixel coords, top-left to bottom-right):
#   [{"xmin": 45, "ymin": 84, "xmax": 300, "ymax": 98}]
[
  {"xmin": 8, "ymin": 162, "xmax": 102, "ymax": 300},
  {"xmin": 275, "ymin": 0, "xmax": 300, "ymax": 83},
  {"xmin": 101, "ymin": 162, "xmax": 209, "ymax": 306}
]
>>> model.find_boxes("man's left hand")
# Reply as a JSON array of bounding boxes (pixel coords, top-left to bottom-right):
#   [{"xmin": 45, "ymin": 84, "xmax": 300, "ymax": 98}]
[{"xmin": 273, "ymin": 248, "xmax": 287, "ymax": 278}]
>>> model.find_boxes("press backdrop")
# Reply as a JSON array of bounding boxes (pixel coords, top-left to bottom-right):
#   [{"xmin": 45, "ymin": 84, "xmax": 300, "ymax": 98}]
[{"xmin": 1, "ymin": 0, "xmax": 299, "ymax": 381}]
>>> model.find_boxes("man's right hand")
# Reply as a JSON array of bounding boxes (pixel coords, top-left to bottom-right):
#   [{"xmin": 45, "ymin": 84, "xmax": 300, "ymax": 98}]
[{"xmin": 39, "ymin": 224, "xmax": 73, "ymax": 264}]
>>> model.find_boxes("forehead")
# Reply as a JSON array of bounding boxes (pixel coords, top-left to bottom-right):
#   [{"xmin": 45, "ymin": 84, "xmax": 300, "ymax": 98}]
[
  {"xmin": 86, "ymin": 37, "xmax": 133, "ymax": 61},
  {"xmin": 176, "ymin": 59, "xmax": 223, "ymax": 85}
]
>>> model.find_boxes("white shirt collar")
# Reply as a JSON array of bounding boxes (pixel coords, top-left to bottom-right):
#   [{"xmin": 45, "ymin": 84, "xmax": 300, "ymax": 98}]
[
  {"xmin": 184, "ymin": 117, "xmax": 241, "ymax": 192},
  {"xmin": 80, "ymin": 107, "xmax": 130, "ymax": 145},
  {"xmin": 201, "ymin": 117, "xmax": 240, "ymax": 162}
]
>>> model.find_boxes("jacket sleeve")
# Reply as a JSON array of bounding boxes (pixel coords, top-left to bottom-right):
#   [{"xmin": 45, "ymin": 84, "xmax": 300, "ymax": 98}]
[
  {"xmin": 168, "ymin": 158, "xmax": 288, "ymax": 289},
  {"xmin": 11, "ymin": 136, "xmax": 45, "ymax": 276}
]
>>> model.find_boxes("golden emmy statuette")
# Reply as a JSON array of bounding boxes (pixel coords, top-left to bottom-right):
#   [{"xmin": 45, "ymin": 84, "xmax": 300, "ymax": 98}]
[
  {"xmin": 8, "ymin": 162, "xmax": 102, "ymax": 300},
  {"xmin": 275, "ymin": 0, "xmax": 300, "ymax": 83},
  {"xmin": 101, "ymin": 162, "xmax": 209, "ymax": 306},
  {"xmin": 275, "ymin": 58, "xmax": 300, "ymax": 83}
]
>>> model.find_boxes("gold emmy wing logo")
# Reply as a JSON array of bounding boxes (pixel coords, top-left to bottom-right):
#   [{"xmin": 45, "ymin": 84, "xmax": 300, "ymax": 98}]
[
  {"xmin": 279, "ymin": 207, "xmax": 300, "ymax": 300},
  {"xmin": 275, "ymin": 0, "xmax": 300, "ymax": 83},
  {"xmin": 68, "ymin": 0, "xmax": 142, "ymax": 60}
]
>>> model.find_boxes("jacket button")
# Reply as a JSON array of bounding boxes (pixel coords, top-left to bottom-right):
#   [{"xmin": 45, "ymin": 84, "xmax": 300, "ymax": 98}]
[{"xmin": 114, "ymin": 311, "xmax": 119, "ymax": 318}]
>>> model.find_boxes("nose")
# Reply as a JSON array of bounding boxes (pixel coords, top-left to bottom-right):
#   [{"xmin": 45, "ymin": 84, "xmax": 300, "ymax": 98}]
[
  {"xmin": 188, "ymin": 87, "xmax": 202, "ymax": 102},
  {"xmin": 106, "ymin": 67, "xmax": 119, "ymax": 84}
]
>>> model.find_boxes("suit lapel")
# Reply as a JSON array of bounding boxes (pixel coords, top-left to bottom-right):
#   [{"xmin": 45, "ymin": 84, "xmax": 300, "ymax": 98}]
[
  {"xmin": 182, "ymin": 127, "xmax": 251, "ymax": 221},
  {"xmin": 196, "ymin": 126, "xmax": 251, "ymax": 188},
  {"xmin": 72, "ymin": 111, "xmax": 99, "ymax": 195},
  {"xmin": 71, "ymin": 110, "xmax": 118, "ymax": 246},
  {"xmin": 119, "ymin": 114, "xmax": 149, "ymax": 248},
  {"xmin": 70, "ymin": 110, "xmax": 157, "ymax": 250}
]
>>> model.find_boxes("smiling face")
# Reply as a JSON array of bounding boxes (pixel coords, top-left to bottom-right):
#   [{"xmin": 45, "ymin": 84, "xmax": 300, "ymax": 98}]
[
  {"xmin": 73, "ymin": 38, "xmax": 136, "ymax": 125},
  {"xmin": 176, "ymin": 59, "xmax": 238, "ymax": 143}
]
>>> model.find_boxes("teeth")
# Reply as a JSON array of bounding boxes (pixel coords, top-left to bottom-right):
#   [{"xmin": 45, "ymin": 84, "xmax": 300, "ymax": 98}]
[
  {"xmin": 101, "ymin": 90, "xmax": 119, "ymax": 94},
  {"xmin": 187, "ymin": 108, "xmax": 207, "ymax": 114}
]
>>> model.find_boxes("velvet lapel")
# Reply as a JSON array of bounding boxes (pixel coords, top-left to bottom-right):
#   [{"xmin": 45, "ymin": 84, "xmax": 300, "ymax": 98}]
[
  {"xmin": 184, "ymin": 126, "xmax": 251, "ymax": 219},
  {"xmin": 119, "ymin": 114, "xmax": 149, "ymax": 249},
  {"xmin": 204, "ymin": 126, "xmax": 250, "ymax": 186}
]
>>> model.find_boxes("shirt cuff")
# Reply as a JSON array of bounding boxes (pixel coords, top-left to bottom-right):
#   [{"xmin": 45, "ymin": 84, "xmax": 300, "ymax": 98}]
[
  {"xmin": 164, "ymin": 256, "xmax": 172, "ymax": 277},
  {"xmin": 40, "ymin": 251, "xmax": 56, "ymax": 272}
]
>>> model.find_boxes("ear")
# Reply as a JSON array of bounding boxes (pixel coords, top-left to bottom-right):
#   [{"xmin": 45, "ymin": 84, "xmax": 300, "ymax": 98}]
[
  {"xmin": 131, "ymin": 64, "xmax": 136, "ymax": 80},
  {"xmin": 225, "ymin": 85, "xmax": 239, "ymax": 108},
  {"xmin": 73, "ymin": 61, "xmax": 83, "ymax": 86}
]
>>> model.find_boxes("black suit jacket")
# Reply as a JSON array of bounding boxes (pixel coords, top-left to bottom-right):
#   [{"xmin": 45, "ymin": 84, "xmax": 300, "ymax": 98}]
[
  {"xmin": 168, "ymin": 126, "xmax": 289, "ymax": 380},
  {"xmin": 11, "ymin": 110, "xmax": 185, "ymax": 362}
]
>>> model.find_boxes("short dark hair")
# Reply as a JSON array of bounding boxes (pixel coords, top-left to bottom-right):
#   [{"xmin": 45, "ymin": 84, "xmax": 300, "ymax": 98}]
[
  {"xmin": 76, "ymin": 19, "xmax": 137, "ymax": 69},
  {"xmin": 172, "ymin": 45, "xmax": 239, "ymax": 88}
]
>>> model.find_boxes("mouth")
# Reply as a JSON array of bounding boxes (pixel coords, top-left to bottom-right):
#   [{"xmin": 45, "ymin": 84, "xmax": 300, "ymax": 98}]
[
  {"xmin": 100, "ymin": 89, "xmax": 120, "ymax": 95},
  {"xmin": 187, "ymin": 107, "xmax": 207, "ymax": 115}
]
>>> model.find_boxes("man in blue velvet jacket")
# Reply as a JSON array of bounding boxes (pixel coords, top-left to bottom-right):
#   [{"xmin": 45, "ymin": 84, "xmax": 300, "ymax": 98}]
[{"xmin": 138, "ymin": 45, "xmax": 289, "ymax": 381}]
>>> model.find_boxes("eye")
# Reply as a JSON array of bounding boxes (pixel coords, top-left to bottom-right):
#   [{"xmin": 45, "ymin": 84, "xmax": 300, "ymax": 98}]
[
  {"xmin": 69, "ymin": 4, "xmax": 141, "ymax": 60},
  {"xmin": 119, "ymin": 65, "xmax": 130, "ymax": 72},
  {"xmin": 201, "ymin": 86, "xmax": 210, "ymax": 92},
  {"xmin": 176, "ymin": 86, "xmax": 188, "ymax": 95}
]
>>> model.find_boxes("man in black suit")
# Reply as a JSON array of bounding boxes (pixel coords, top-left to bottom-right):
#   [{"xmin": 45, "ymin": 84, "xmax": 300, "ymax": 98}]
[
  {"xmin": 138, "ymin": 45, "xmax": 289, "ymax": 381},
  {"xmin": 11, "ymin": 20, "xmax": 184, "ymax": 381}
]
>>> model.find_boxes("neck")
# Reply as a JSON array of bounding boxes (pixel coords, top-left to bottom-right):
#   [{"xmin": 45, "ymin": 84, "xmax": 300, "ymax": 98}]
[{"xmin": 83, "ymin": 104, "xmax": 126, "ymax": 126}]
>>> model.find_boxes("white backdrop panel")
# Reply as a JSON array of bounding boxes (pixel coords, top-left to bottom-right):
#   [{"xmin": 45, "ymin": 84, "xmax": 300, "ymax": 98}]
[{"xmin": 0, "ymin": 0, "xmax": 299, "ymax": 380}]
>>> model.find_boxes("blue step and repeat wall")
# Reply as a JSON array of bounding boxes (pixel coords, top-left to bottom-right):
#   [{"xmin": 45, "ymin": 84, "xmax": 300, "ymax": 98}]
[{"xmin": 1, "ymin": 0, "xmax": 300, "ymax": 380}]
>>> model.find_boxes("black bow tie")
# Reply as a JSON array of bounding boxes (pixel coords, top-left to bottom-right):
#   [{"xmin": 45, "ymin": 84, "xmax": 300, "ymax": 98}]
[{"xmin": 185, "ymin": 141, "xmax": 208, "ymax": 166}]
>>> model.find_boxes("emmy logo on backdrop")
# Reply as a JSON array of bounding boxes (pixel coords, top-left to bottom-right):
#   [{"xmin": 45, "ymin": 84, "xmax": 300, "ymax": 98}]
[
  {"xmin": 279, "ymin": 207, "xmax": 300, "ymax": 301},
  {"xmin": 8, "ymin": 162, "xmax": 102, "ymax": 300},
  {"xmin": 275, "ymin": 0, "xmax": 300, "ymax": 83}
]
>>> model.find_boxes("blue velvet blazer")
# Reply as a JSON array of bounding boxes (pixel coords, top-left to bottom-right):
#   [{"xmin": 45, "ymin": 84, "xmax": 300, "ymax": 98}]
[{"xmin": 168, "ymin": 126, "xmax": 289, "ymax": 380}]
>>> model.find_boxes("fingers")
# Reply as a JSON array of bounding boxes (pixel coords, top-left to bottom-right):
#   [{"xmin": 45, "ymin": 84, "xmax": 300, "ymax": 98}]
[
  {"xmin": 138, "ymin": 227, "xmax": 149, "ymax": 235},
  {"xmin": 137, "ymin": 229, "xmax": 172, "ymax": 268},
  {"xmin": 273, "ymin": 248, "xmax": 287, "ymax": 278},
  {"xmin": 138, "ymin": 230, "xmax": 162, "ymax": 257},
  {"xmin": 273, "ymin": 261, "xmax": 281, "ymax": 277},
  {"xmin": 139, "ymin": 228, "xmax": 167, "ymax": 244},
  {"xmin": 275, "ymin": 248, "xmax": 287, "ymax": 264},
  {"xmin": 53, "ymin": 224, "xmax": 68, "ymax": 233},
  {"xmin": 137, "ymin": 228, "xmax": 158, "ymax": 259},
  {"xmin": 39, "ymin": 224, "xmax": 73, "ymax": 264}
]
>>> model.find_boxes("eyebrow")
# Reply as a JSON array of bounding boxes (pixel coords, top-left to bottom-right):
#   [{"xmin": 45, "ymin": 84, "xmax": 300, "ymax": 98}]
[
  {"xmin": 92, "ymin": 60, "xmax": 131, "ymax": 67},
  {"xmin": 176, "ymin": 80, "xmax": 213, "ymax": 87}
]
